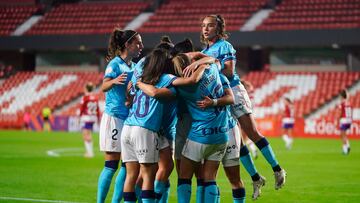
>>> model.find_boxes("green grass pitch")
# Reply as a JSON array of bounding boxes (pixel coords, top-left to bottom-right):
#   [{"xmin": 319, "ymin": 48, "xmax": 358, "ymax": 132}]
[{"xmin": 1, "ymin": 130, "xmax": 360, "ymax": 203}]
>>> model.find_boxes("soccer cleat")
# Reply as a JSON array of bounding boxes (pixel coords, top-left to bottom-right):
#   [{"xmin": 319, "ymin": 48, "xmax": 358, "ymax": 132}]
[
  {"xmin": 343, "ymin": 147, "xmax": 351, "ymax": 155},
  {"xmin": 274, "ymin": 169, "xmax": 286, "ymax": 190},
  {"xmin": 252, "ymin": 175, "xmax": 266, "ymax": 200}
]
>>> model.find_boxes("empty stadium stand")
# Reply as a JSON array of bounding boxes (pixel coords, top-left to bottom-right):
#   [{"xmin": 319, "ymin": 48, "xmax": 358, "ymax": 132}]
[
  {"xmin": 0, "ymin": 4, "xmax": 39, "ymax": 36},
  {"xmin": 0, "ymin": 71, "xmax": 102, "ymax": 128},
  {"xmin": 26, "ymin": 1, "xmax": 149, "ymax": 35},
  {"xmin": 242, "ymin": 71, "xmax": 360, "ymax": 119},
  {"xmin": 138, "ymin": 0, "xmax": 267, "ymax": 33},
  {"xmin": 257, "ymin": 0, "xmax": 360, "ymax": 30}
]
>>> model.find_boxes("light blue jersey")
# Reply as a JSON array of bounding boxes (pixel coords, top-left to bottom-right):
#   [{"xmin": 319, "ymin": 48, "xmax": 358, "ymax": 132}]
[
  {"xmin": 131, "ymin": 56, "xmax": 178, "ymax": 139},
  {"xmin": 161, "ymin": 101, "xmax": 178, "ymax": 141},
  {"xmin": 103, "ymin": 56, "xmax": 135, "ymax": 120},
  {"xmin": 220, "ymin": 74, "xmax": 237, "ymax": 129},
  {"xmin": 177, "ymin": 63, "xmax": 229, "ymax": 144},
  {"xmin": 129, "ymin": 57, "xmax": 147, "ymax": 96},
  {"xmin": 202, "ymin": 39, "xmax": 240, "ymax": 88},
  {"xmin": 125, "ymin": 74, "xmax": 177, "ymax": 132}
]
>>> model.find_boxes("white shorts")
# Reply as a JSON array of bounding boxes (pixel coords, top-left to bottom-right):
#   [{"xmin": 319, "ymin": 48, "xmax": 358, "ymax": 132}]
[
  {"xmin": 158, "ymin": 134, "xmax": 171, "ymax": 151},
  {"xmin": 175, "ymin": 113, "xmax": 192, "ymax": 159},
  {"xmin": 182, "ymin": 139, "xmax": 227, "ymax": 162},
  {"xmin": 99, "ymin": 113, "xmax": 124, "ymax": 152},
  {"xmin": 340, "ymin": 118, "xmax": 352, "ymax": 125},
  {"xmin": 121, "ymin": 125, "xmax": 159, "ymax": 164},
  {"xmin": 230, "ymin": 84, "xmax": 253, "ymax": 119},
  {"xmin": 222, "ymin": 124, "xmax": 241, "ymax": 167}
]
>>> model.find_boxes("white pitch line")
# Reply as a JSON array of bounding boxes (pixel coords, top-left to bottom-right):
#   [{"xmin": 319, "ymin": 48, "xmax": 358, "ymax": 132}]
[
  {"xmin": 46, "ymin": 148, "xmax": 83, "ymax": 157},
  {"xmin": 0, "ymin": 196, "xmax": 85, "ymax": 203}
]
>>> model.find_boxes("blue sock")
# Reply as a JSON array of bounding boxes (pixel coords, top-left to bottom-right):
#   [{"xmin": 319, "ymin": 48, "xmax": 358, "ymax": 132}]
[
  {"xmin": 160, "ymin": 181, "xmax": 170, "ymax": 203},
  {"xmin": 142, "ymin": 190, "xmax": 156, "ymax": 203},
  {"xmin": 196, "ymin": 179, "xmax": 204, "ymax": 203},
  {"xmin": 97, "ymin": 160, "xmax": 119, "ymax": 203},
  {"xmin": 232, "ymin": 188, "xmax": 245, "ymax": 203},
  {"xmin": 204, "ymin": 181, "xmax": 218, "ymax": 203},
  {"xmin": 216, "ymin": 186, "xmax": 220, "ymax": 203},
  {"xmin": 240, "ymin": 146, "xmax": 258, "ymax": 176},
  {"xmin": 135, "ymin": 184, "xmax": 142, "ymax": 203},
  {"xmin": 112, "ymin": 163, "xmax": 126, "ymax": 203},
  {"xmin": 256, "ymin": 138, "xmax": 280, "ymax": 170},
  {"xmin": 177, "ymin": 179, "xmax": 191, "ymax": 203},
  {"xmin": 124, "ymin": 192, "xmax": 137, "ymax": 203},
  {"xmin": 154, "ymin": 180, "xmax": 167, "ymax": 203}
]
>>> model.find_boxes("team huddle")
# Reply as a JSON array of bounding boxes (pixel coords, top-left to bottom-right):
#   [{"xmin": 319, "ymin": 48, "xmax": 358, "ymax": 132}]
[{"xmin": 93, "ymin": 15, "xmax": 286, "ymax": 203}]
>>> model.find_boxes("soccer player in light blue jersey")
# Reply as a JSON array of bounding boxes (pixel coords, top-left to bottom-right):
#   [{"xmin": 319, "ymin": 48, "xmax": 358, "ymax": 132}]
[
  {"xmin": 171, "ymin": 54, "xmax": 230, "ymax": 203},
  {"xmin": 121, "ymin": 49, "xmax": 177, "ymax": 203},
  {"xmin": 128, "ymin": 39, "xmax": 177, "ymax": 203},
  {"xmin": 171, "ymin": 39, "xmax": 218, "ymax": 203},
  {"xmin": 201, "ymin": 14, "xmax": 286, "ymax": 197},
  {"xmin": 136, "ymin": 54, "xmax": 218, "ymax": 203},
  {"xmin": 122, "ymin": 48, "xmax": 207, "ymax": 203},
  {"xmin": 197, "ymin": 73, "xmax": 245, "ymax": 203},
  {"xmin": 155, "ymin": 40, "xmax": 177, "ymax": 202},
  {"xmin": 97, "ymin": 28, "xmax": 143, "ymax": 203}
]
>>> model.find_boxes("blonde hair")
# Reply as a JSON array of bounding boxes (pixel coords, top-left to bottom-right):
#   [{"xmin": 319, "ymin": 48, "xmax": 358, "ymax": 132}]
[{"xmin": 172, "ymin": 54, "xmax": 191, "ymax": 77}]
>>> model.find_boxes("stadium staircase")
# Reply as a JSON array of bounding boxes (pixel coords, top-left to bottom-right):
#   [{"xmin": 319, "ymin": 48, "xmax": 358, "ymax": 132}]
[{"xmin": 0, "ymin": 4, "xmax": 39, "ymax": 36}]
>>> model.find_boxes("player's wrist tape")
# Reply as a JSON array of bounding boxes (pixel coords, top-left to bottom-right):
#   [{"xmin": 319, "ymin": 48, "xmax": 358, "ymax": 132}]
[{"xmin": 212, "ymin": 99, "xmax": 218, "ymax": 106}]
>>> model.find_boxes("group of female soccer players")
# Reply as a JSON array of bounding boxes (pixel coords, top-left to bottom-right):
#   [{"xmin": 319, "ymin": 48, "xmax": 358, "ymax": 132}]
[{"xmin": 96, "ymin": 14, "xmax": 286, "ymax": 203}]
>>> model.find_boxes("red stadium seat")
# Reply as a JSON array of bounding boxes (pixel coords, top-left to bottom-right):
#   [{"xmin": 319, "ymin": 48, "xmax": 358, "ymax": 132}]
[
  {"xmin": 138, "ymin": 0, "xmax": 267, "ymax": 33},
  {"xmin": 0, "ymin": 5, "xmax": 38, "ymax": 36},
  {"xmin": 0, "ymin": 71, "xmax": 103, "ymax": 127},
  {"xmin": 241, "ymin": 71, "xmax": 360, "ymax": 119},
  {"xmin": 26, "ymin": 1, "xmax": 149, "ymax": 35},
  {"xmin": 257, "ymin": 0, "xmax": 360, "ymax": 31}
]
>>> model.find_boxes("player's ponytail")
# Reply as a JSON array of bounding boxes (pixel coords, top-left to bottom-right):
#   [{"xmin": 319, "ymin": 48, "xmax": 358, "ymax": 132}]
[{"xmin": 106, "ymin": 28, "xmax": 138, "ymax": 62}]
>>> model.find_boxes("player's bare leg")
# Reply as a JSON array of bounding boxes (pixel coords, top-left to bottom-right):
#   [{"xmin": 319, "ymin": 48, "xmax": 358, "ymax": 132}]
[{"xmin": 238, "ymin": 114, "xmax": 286, "ymax": 190}]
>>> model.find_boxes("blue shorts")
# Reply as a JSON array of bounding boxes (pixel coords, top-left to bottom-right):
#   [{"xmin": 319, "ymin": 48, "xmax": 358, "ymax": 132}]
[
  {"xmin": 282, "ymin": 123, "xmax": 294, "ymax": 129},
  {"xmin": 83, "ymin": 122, "xmax": 94, "ymax": 130},
  {"xmin": 340, "ymin": 123, "xmax": 351, "ymax": 131}
]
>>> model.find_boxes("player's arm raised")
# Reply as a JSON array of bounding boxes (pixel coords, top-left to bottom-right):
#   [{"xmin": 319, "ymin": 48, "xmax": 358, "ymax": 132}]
[
  {"xmin": 185, "ymin": 51, "xmax": 208, "ymax": 62},
  {"xmin": 137, "ymin": 64, "xmax": 206, "ymax": 100},
  {"xmin": 172, "ymin": 64, "xmax": 207, "ymax": 86},
  {"xmin": 182, "ymin": 56, "xmax": 216, "ymax": 77},
  {"xmin": 136, "ymin": 81, "xmax": 175, "ymax": 100}
]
